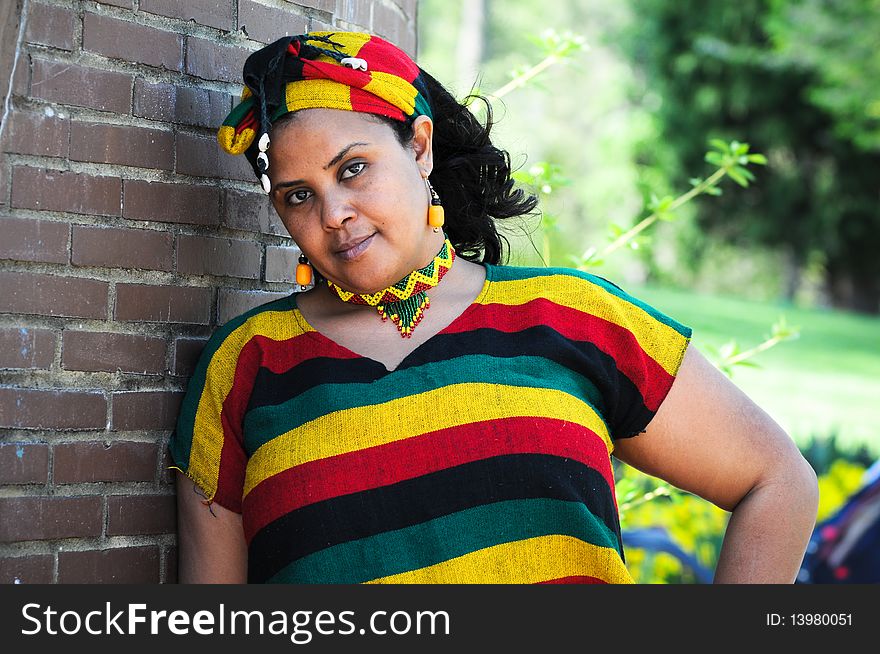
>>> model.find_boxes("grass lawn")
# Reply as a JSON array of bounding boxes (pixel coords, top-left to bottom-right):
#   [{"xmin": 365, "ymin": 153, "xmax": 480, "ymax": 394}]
[{"xmin": 629, "ymin": 284, "xmax": 880, "ymax": 458}]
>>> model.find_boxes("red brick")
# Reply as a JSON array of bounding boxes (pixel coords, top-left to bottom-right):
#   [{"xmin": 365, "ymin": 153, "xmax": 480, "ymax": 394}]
[
  {"xmin": 0, "ymin": 217, "xmax": 69, "ymax": 264},
  {"xmin": 70, "ymin": 122, "xmax": 173, "ymax": 170},
  {"xmin": 177, "ymin": 234, "xmax": 262, "ymax": 279},
  {"xmin": 95, "ymin": 0, "xmax": 134, "ymax": 8},
  {"xmin": 162, "ymin": 546, "xmax": 177, "ymax": 584},
  {"xmin": 71, "ymin": 224, "xmax": 173, "ymax": 271},
  {"xmin": 2, "ymin": 109, "xmax": 70, "ymax": 157},
  {"xmin": 11, "ymin": 51, "xmax": 30, "ymax": 97},
  {"xmin": 173, "ymin": 337, "xmax": 208, "ymax": 376},
  {"xmin": 308, "ymin": 18, "xmax": 333, "ymax": 32},
  {"xmin": 398, "ymin": 28, "xmax": 416, "ymax": 58},
  {"xmin": 83, "ymin": 13, "xmax": 183, "ymax": 71},
  {"xmin": 0, "ymin": 555, "xmax": 54, "ymax": 584},
  {"xmin": 123, "ymin": 180, "xmax": 220, "ymax": 226},
  {"xmin": 265, "ymin": 245, "xmax": 299, "ymax": 283},
  {"xmin": 238, "ymin": 1, "xmax": 308, "ymax": 44},
  {"xmin": 0, "ymin": 496, "xmax": 103, "ymax": 541},
  {"xmin": 62, "ymin": 330, "xmax": 167, "ymax": 374},
  {"xmin": 111, "ymin": 391, "xmax": 183, "ymax": 431},
  {"xmin": 30, "ymin": 59, "xmax": 132, "ymax": 114},
  {"xmin": 114, "ymin": 284, "xmax": 212, "ymax": 324},
  {"xmin": 25, "ymin": 3, "xmax": 77, "ymax": 51},
  {"xmin": 11, "ymin": 167, "xmax": 121, "ymax": 216},
  {"xmin": 160, "ymin": 446, "xmax": 176, "ymax": 485},
  {"xmin": 174, "ymin": 85, "xmax": 234, "ymax": 128},
  {"xmin": 54, "ymin": 441, "xmax": 158, "ymax": 483},
  {"xmin": 107, "ymin": 494, "xmax": 176, "ymax": 535},
  {"xmin": 0, "ymin": 271, "xmax": 108, "ymax": 319},
  {"xmin": 58, "ymin": 547, "xmax": 159, "ymax": 584},
  {"xmin": 0, "ymin": 443, "xmax": 49, "ymax": 484},
  {"xmin": 176, "ymin": 131, "xmax": 256, "ymax": 182},
  {"xmin": 394, "ymin": 0, "xmax": 418, "ymax": 14},
  {"xmin": 132, "ymin": 78, "xmax": 175, "ymax": 122},
  {"xmin": 296, "ymin": 0, "xmax": 335, "ymax": 12},
  {"xmin": 0, "ymin": 327, "xmax": 56, "ymax": 369},
  {"xmin": 218, "ymin": 288, "xmax": 290, "ymax": 324},
  {"xmin": 185, "ymin": 36, "xmax": 254, "ymax": 84},
  {"xmin": 337, "ymin": 0, "xmax": 372, "ymax": 27},
  {"xmin": 134, "ymin": 79, "xmax": 232, "ymax": 128},
  {"xmin": 373, "ymin": 2, "xmax": 407, "ymax": 48},
  {"xmin": 0, "ymin": 388, "xmax": 107, "ymax": 430},
  {"xmin": 141, "ymin": 0, "xmax": 235, "ymax": 31},
  {"xmin": 223, "ymin": 188, "xmax": 286, "ymax": 235}
]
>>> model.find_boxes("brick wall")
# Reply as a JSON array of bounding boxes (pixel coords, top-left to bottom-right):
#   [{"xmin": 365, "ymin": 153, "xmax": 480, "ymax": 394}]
[{"xmin": 0, "ymin": 0, "xmax": 418, "ymax": 584}]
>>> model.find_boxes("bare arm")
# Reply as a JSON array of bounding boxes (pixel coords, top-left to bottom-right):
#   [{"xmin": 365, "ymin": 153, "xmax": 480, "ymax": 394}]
[
  {"xmin": 176, "ymin": 473, "xmax": 248, "ymax": 584},
  {"xmin": 613, "ymin": 345, "xmax": 819, "ymax": 583}
]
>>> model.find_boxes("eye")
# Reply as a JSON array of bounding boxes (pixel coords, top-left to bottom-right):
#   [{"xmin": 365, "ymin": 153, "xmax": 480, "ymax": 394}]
[
  {"xmin": 341, "ymin": 161, "xmax": 366, "ymax": 180},
  {"xmin": 285, "ymin": 189, "xmax": 312, "ymax": 206}
]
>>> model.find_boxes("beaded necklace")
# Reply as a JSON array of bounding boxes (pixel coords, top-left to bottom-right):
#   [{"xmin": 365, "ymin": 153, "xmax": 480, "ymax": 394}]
[{"xmin": 326, "ymin": 238, "xmax": 455, "ymax": 338}]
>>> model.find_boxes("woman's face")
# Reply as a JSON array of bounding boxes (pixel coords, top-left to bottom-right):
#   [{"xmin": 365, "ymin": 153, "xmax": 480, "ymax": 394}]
[{"xmin": 267, "ymin": 108, "xmax": 440, "ymax": 294}]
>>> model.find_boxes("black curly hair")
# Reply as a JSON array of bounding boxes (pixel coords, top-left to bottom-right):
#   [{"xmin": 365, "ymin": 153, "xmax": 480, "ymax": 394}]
[{"xmin": 376, "ymin": 68, "xmax": 538, "ymax": 265}]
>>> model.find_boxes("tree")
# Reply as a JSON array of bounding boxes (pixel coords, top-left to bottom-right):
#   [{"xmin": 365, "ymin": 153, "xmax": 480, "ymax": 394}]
[{"xmin": 623, "ymin": 0, "xmax": 880, "ymax": 313}]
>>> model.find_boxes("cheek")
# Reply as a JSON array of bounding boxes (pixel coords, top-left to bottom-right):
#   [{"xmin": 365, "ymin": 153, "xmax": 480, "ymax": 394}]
[
  {"xmin": 275, "ymin": 209, "xmax": 310, "ymax": 247},
  {"xmin": 365, "ymin": 170, "xmax": 425, "ymax": 224}
]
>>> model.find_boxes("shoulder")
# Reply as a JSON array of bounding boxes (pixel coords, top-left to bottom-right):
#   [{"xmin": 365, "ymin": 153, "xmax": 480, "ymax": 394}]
[
  {"xmin": 486, "ymin": 264, "xmax": 675, "ymax": 321},
  {"xmin": 485, "ymin": 263, "xmax": 691, "ymax": 359},
  {"xmin": 194, "ymin": 292, "xmax": 302, "ymax": 375},
  {"xmin": 486, "ymin": 263, "xmax": 629, "ymax": 298}
]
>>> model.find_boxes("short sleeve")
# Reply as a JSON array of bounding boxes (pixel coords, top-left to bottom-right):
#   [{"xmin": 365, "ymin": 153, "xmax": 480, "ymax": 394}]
[
  {"xmin": 168, "ymin": 324, "xmax": 252, "ymax": 513},
  {"xmin": 579, "ymin": 274, "xmax": 692, "ymax": 441}
]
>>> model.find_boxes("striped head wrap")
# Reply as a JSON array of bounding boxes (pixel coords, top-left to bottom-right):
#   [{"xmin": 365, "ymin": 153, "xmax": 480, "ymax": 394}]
[{"xmin": 217, "ymin": 31, "xmax": 433, "ymax": 192}]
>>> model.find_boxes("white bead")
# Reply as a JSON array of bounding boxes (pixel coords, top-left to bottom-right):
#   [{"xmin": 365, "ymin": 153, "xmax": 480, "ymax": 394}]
[
  {"xmin": 257, "ymin": 151, "xmax": 269, "ymax": 170},
  {"xmin": 258, "ymin": 132, "xmax": 270, "ymax": 152},
  {"xmin": 341, "ymin": 57, "xmax": 368, "ymax": 71},
  {"xmin": 261, "ymin": 174, "xmax": 271, "ymax": 194}
]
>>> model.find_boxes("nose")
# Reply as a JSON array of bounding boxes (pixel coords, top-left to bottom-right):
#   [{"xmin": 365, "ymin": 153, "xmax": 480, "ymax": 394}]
[{"xmin": 320, "ymin": 189, "xmax": 356, "ymax": 230}]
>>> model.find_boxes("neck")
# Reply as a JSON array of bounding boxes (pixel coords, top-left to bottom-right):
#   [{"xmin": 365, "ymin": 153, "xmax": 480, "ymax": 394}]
[{"xmin": 327, "ymin": 237, "xmax": 454, "ymax": 304}]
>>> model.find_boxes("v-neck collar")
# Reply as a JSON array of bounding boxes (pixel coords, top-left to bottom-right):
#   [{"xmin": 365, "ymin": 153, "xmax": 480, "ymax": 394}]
[{"xmin": 291, "ymin": 263, "xmax": 494, "ymax": 373}]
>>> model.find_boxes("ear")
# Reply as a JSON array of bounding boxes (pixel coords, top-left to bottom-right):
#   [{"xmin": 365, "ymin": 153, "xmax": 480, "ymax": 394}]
[{"xmin": 410, "ymin": 115, "xmax": 434, "ymax": 172}]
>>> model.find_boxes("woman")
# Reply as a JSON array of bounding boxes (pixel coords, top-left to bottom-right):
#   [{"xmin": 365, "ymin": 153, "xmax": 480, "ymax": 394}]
[{"xmin": 170, "ymin": 31, "xmax": 818, "ymax": 584}]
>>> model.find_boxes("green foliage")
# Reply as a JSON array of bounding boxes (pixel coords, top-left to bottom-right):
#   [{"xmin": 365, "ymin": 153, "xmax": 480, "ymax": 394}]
[
  {"xmin": 799, "ymin": 432, "xmax": 877, "ymax": 478},
  {"xmin": 620, "ymin": 456, "xmax": 870, "ymax": 583},
  {"xmin": 706, "ymin": 315, "xmax": 799, "ymax": 377},
  {"xmin": 621, "ymin": 0, "xmax": 880, "ymax": 313},
  {"xmin": 573, "ymin": 139, "xmax": 767, "ymax": 270},
  {"xmin": 768, "ymin": 0, "xmax": 880, "ymax": 152},
  {"xmin": 616, "ymin": 462, "xmax": 728, "ymax": 584},
  {"xmin": 479, "ymin": 29, "xmax": 588, "ymax": 107},
  {"xmin": 815, "ymin": 459, "xmax": 870, "ymax": 523},
  {"xmin": 632, "ymin": 284, "xmax": 880, "ymax": 454}
]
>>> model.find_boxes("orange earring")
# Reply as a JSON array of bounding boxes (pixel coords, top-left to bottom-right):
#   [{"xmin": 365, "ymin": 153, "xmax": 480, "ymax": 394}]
[
  {"xmin": 295, "ymin": 253, "xmax": 313, "ymax": 290},
  {"xmin": 424, "ymin": 175, "xmax": 444, "ymax": 232}
]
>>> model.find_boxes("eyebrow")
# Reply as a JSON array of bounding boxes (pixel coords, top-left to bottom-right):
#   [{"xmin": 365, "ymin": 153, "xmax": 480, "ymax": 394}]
[{"xmin": 272, "ymin": 142, "xmax": 370, "ymax": 193}]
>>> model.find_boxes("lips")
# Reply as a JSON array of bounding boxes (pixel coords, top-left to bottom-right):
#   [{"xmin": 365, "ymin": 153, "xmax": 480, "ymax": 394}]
[{"xmin": 334, "ymin": 233, "xmax": 375, "ymax": 261}]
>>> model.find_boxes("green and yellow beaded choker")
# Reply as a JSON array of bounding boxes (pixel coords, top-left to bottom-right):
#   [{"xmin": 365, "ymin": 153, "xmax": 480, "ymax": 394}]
[{"xmin": 326, "ymin": 238, "xmax": 455, "ymax": 338}]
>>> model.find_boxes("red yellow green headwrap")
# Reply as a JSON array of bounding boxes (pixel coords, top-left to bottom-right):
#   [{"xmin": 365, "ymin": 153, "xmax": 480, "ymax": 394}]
[{"xmin": 217, "ymin": 31, "xmax": 433, "ymax": 192}]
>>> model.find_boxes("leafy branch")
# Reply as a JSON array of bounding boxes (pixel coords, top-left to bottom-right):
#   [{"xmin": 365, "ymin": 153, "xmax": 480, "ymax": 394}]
[
  {"xmin": 574, "ymin": 140, "xmax": 768, "ymax": 268},
  {"xmin": 617, "ymin": 479, "xmax": 678, "ymax": 517},
  {"xmin": 511, "ymin": 162, "xmax": 570, "ymax": 265},
  {"xmin": 474, "ymin": 29, "xmax": 588, "ymax": 108},
  {"xmin": 707, "ymin": 316, "xmax": 800, "ymax": 377}
]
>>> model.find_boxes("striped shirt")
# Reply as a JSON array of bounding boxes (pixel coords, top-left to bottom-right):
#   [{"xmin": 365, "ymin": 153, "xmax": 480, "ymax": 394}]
[{"xmin": 169, "ymin": 264, "xmax": 692, "ymax": 583}]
